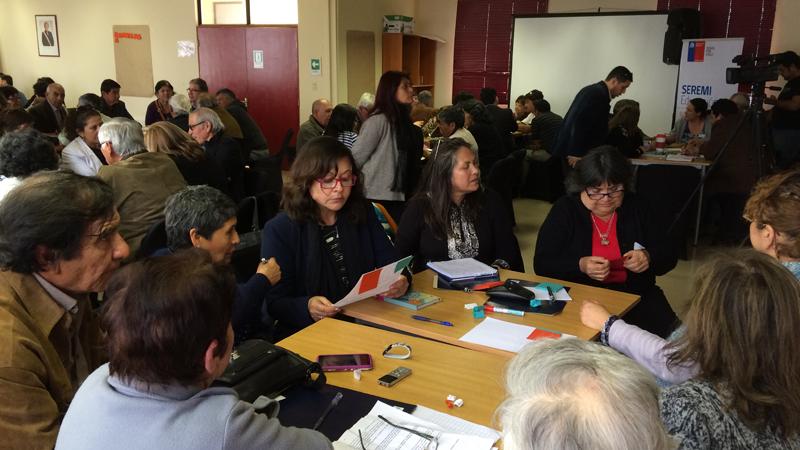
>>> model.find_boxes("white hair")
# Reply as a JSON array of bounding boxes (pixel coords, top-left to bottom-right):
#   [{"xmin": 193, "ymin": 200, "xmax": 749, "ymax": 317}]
[
  {"xmin": 98, "ymin": 118, "xmax": 146, "ymax": 159},
  {"xmin": 357, "ymin": 92, "xmax": 374, "ymax": 109},
  {"xmin": 190, "ymin": 107, "xmax": 225, "ymax": 135},
  {"xmin": 497, "ymin": 339, "xmax": 675, "ymax": 450},
  {"xmin": 169, "ymin": 94, "xmax": 191, "ymax": 115}
]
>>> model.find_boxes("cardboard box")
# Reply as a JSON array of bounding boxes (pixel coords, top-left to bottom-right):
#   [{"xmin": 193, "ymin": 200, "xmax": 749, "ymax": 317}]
[{"xmin": 383, "ymin": 15, "xmax": 414, "ymax": 34}]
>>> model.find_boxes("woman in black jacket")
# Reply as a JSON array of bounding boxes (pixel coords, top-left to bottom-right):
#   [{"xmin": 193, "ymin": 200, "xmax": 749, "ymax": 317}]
[
  {"xmin": 396, "ymin": 137, "xmax": 523, "ymax": 273},
  {"xmin": 534, "ymin": 146, "xmax": 678, "ymax": 337}
]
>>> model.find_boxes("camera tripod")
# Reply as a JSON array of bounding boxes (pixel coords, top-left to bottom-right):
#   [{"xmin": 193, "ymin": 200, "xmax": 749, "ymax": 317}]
[{"xmin": 665, "ymin": 81, "xmax": 771, "ymax": 244}]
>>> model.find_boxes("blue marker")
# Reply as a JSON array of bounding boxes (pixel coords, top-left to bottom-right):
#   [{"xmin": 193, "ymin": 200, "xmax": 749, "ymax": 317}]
[{"xmin": 412, "ymin": 315, "xmax": 453, "ymax": 327}]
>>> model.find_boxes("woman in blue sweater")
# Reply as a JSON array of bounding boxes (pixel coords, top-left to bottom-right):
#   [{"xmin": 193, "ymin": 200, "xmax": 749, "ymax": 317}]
[{"xmin": 262, "ymin": 137, "xmax": 408, "ymax": 338}]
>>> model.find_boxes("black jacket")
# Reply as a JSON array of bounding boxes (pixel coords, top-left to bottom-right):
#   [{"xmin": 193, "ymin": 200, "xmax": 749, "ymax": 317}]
[
  {"xmin": 486, "ymin": 104, "xmax": 518, "ymax": 153},
  {"xmin": 203, "ymin": 133, "xmax": 245, "ymax": 201},
  {"xmin": 396, "ymin": 189, "xmax": 524, "ymax": 273},
  {"xmin": 552, "ymin": 81, "xmax": 611, "ymax": 157},
  {"xmin": 533, "ymin": 194, "xmax": 676, "ymax": 296},
  {"xmin": 261, "ymin": 206, "xmax": 399, "ymax": 335},
  {"xmin": 227, "ymin": 101, "xmax": 268, "ymax": 153}
]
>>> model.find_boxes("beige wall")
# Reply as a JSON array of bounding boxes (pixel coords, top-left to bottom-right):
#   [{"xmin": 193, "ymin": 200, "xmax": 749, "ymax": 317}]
[
  {"xmin": 334, "ymin": 0, "xmax": 457, "ymax": 108},
  {"xmin": 414, "ymin": 0, "xmax": 457, "ymax": 107},
  {"xmin": 770, "ymin": 0, "xmax": 800, "ymax": 54},
  {"xmin": 297, "ymin": 0, "xmax": 335, "ymax": 118},
  {"xmin": 547, "ymin": 0, "xmax": 657, "ymax": 13},
  {"xmin": 0, "ymin": 0, "xmax": 199, "ymax": 122}
]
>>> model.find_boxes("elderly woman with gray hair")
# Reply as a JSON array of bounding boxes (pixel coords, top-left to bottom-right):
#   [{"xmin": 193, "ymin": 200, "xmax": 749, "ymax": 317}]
[
  {"xmin": 188, "ymin": 107, "xmax": 244, "ymax": 201},
  {"xmin": 498, "ymin": 338, "xmax": 674, "ymax": 450},
  {"xmin": 534, "ymin": 146, "xmax": 678, "ymax": 338},
  {"xmin": 97, "ymin": 118, "xmax": 186, "ymax": 256},
  {"xmin": 168, "ymin": 93, "xmax": 192, "ymax": 131}
]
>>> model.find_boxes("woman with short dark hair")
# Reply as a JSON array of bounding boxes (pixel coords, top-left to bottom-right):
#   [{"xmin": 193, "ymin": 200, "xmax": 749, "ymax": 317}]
[
  {"xmin": 0, "ymin": 128, "xmax": 58, "ymax": 201},
  {"xmin": 323, "ymin": 103, "xmax": 359, "ymax": 149},
  {"xmin": 144, "ymin": 80, "xmax": 174, "ymax": 125},
  {"xmin": 261, "ymin": 137, "xmax": 408, "ymax": 338},
  {"xmin": 534, "ymin": 146, "xmax": 678, "ymax": 337},
  {"xmin": 61, "ymin": 106, "xmax": 105, "ymax": 176},
  {"xmin": 396, "ymin": 137, "xmax": 523, "ymax": 272},
  {"xmin": 55, "ymin": 250, "xmax": 331, "ymax": 449}
]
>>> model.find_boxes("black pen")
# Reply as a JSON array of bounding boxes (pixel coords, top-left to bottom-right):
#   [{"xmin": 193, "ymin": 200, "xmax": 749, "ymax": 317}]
[
  {"xmin": 546, "ymin": 286, "xmax": 556, "ymax": 302},
  {"xmin": 313, "ymin": 392, "xmax": 343, "ymax": 430}
]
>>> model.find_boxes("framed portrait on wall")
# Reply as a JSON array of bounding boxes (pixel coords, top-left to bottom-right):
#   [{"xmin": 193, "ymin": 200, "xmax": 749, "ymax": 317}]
[{"xmin": 36, "ymin": 15, "xmax": 60, "ymax": 57}]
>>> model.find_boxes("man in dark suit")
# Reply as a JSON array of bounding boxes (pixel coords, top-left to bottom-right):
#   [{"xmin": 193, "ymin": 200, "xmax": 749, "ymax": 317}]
[
  {"xmin": 188, "ymin": 107, "xmax": 245, "ymax": 202},
  {"xmin": 552, "ymin": 66, "xmax": 633, "ymax": 167},
  {"xmin": 41, "ymin": 21, "xmax": 55, "ymax": 46},
  {"xmin": 480, "ymin": 87, "xmax": 518, "ymax": 154},
  {"xmin": 28, "ymin": 82, "xmax": 66, "ymax": 136}
]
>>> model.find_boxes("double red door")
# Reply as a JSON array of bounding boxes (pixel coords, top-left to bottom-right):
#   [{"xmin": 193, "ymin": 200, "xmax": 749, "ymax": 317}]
[{"xmin": 197, "ymin": 26, "xmax": 299, "ymax": 152}]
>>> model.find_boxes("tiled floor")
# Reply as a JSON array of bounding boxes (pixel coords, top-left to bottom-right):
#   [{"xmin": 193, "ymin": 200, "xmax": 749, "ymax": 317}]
[{"xmin": 514, "ymin": 197, "xmax": 711, "ymax": 319}]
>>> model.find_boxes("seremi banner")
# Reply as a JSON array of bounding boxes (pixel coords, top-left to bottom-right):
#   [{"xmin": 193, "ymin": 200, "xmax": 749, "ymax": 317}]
[{"xmin": 674, "ymin": 38, "xmax": 744, "ymax": 125}]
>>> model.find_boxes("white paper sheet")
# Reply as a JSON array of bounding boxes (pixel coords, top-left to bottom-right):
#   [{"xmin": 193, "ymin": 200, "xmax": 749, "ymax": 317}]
[
  {"xmin": 458, "ymin": 317, "xmax": 535, "ymax": 353},
  {"xmin": 334, "ymin": 256, "xmax": 413, "ymax": 308},
  {"xmin": 335, "ymin": 401, "xmax": 497, "ymax": 450},
  {"xmin": 412, "ymin": 405, "xmax": 501, "ymax": 442}
]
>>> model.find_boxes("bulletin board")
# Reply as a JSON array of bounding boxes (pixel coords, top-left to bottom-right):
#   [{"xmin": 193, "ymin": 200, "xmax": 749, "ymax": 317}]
[{"xmin": 112, "ymin": 25, "xmax": 154, "ymax": 97}]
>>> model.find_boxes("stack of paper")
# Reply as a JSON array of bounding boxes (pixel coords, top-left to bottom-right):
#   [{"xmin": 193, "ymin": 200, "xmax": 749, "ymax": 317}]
[
  {"xmin": 427, "ymin": 258, "xmax": 497, "ymax": 281},
  {"xmin": 334, "ymin": 401, "xmax": 498, "ymax": 450}
]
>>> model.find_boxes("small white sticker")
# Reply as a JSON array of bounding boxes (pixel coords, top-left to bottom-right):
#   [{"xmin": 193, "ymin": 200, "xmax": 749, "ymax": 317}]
[
  {"xmin": 177, "ymin": 40, "xmax": 195, "ymax": 58},
  {"xmin": 253, "ymin": 50, "xmax": 264, "ymax": 69}
]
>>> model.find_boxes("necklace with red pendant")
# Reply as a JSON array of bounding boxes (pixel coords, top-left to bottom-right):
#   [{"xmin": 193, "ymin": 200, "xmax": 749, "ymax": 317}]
[{"xmin": 591, "ymin": 212, "xmax": 615, "ymax": 246}]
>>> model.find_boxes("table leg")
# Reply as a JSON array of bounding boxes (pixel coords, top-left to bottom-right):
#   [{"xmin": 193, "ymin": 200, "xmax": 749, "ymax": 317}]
[{"xmin": 694, "ymin": 166, "xmax": 705, "ymax": 246}]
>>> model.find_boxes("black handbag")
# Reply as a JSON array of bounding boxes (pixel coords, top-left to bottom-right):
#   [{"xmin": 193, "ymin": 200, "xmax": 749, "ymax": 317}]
[{"xmin": 213, "ymin": 339, "xmax": 326, "ymax": 403}]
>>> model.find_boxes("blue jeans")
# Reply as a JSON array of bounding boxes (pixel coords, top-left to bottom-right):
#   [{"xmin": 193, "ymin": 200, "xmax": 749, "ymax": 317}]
[{"xmin": 772, "ymin": 128, "xmax": 800, "ymax": 169}]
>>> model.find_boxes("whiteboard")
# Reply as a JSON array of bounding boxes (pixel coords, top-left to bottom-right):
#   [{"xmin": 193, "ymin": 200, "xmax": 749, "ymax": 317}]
[{"xmin": 510, "ymin": 13, "xmax": 678, "ymax": 136}]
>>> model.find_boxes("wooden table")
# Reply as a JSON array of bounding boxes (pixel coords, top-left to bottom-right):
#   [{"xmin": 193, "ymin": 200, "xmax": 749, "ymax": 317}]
[
  {"xmin": 630, "ymin": 154, "xmax": 712, "ymax": 245},
  {"xmin": 277, "ymin": 319, "xmax": 507, "ymax": 428},
  {"xmin": 340, "ymin": 269, "xmax": 639, "ymax": 356}
]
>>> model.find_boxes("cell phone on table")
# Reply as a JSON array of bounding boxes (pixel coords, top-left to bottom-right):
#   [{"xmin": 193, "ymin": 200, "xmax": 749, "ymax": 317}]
[{"xmin": 316, "ymin": 353, "xmax": 373, "ymax": 372}]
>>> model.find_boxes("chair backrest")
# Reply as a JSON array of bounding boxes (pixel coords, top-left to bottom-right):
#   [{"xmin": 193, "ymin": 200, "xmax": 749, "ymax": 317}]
[
  {"xmin": 136, "ymin": 220, "xmax": 167, "ymax": 259},
  {"xmin": 372, "ymin": 202, "xmax": 398, "ymax": 241},
  {"xmin": 255, "ymin": 191, "xmax": 281, "ymax": 228},
  {"xmin": 236, "ymin": 196, "xmax": 257, "ymax": 234}
]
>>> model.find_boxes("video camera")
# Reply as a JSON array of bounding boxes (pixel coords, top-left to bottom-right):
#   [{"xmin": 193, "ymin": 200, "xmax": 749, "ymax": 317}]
[{"xmin": 726, "ymin": 53, "xmax": 781, "ymax": 85}]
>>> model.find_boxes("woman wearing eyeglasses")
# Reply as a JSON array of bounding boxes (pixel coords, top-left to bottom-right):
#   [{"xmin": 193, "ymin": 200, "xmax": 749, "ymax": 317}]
[
  {"xmin": 534, "ymin": 145, "xmax": 678, "ymax": 338},
  {"xmin": 261, "ymin": 137, "xmax": 409, "ymax": 338},
  {"xmin": 396, "ymin": 137, "xmax": 523, "ymax": 273}
]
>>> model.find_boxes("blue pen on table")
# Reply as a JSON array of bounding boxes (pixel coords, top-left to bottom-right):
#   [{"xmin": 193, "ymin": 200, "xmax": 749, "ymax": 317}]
[{"xmin": 412, "ymin": 315, "xmax": 453, "ymax": 327}]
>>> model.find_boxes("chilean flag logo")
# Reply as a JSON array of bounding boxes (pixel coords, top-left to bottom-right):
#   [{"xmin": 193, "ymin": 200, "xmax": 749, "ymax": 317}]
[{"xmin": 687, "ymin": 41, "xmax": 705, "ymax": 62}]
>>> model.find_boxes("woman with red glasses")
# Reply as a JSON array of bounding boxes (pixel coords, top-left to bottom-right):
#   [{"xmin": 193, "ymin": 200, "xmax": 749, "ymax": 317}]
[
  {"xmin": 534, "ymin": 145, "xmax": 678, "ymax": 338},
  {"xmin": 261, "ymin": 136, "xmax": 409, "ymax": 339}
]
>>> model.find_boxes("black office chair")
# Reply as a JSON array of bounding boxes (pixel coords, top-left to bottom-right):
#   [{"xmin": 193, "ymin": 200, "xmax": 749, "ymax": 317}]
[
  {"xmin": 236, "ymin": 196, "xmax": 257, "ymax": 235},
  {"xmin": 244, "ymin": 128, "xmax": 292, "ymax": 197},
  {"xmin": 136, "ymin": 220, "xmax": 167, "ymax": 259},
  {"xmin": 255, "ymin": 191, "xmax": 281, "ymax": 229}
]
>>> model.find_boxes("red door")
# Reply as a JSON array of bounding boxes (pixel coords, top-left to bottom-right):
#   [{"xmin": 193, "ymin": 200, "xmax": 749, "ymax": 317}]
[{"xmin": 197, "ymin": 26, "xmax": 299, "ymax": 154}]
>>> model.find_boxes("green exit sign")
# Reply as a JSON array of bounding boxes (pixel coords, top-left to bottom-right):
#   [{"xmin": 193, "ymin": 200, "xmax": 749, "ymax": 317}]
[{"xmin": 310, "ymin": 58, "xmax": 321, "ymax": 75}]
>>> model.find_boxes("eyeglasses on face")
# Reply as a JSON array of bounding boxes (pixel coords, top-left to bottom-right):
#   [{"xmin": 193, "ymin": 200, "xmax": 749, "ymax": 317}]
[
  {"xmin": 585, "ymin": 187, "xmax": 624, "ymax": 200},
  {"xmin": 187, "ymin": 120, "xmax": 207, "ymax": 131},
  {"xmin": 316, "ymin": 175, "xmax": 357, "ymax": 190}
]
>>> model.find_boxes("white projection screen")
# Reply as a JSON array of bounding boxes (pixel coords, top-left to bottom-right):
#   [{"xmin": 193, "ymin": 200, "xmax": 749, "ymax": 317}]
[{"xmin": 510, "ymin": 13, "xmax": 679, "ymax": 136}]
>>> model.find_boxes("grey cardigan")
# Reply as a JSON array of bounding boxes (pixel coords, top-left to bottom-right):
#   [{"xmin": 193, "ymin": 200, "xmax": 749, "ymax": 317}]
[
  {"xmin": 669, "ymin": 116, "xmax": 713, "ymax": 144},
  {"xmin": 55, "ymin": 364, "xmax": 332, "ymax": 450},
  {"xmin": 351, "ymin": 113, "xmax": 405, "ymax": 202}
]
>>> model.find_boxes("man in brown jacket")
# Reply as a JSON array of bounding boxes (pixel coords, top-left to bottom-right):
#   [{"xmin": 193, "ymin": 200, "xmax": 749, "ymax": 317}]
[
  {"xmin": 0, "ymin": 171, "xmax": 130, "ymax": 448},
  {"xmin": 97, "ymin": 119, "xmax": 187, "ymax": 257}
]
